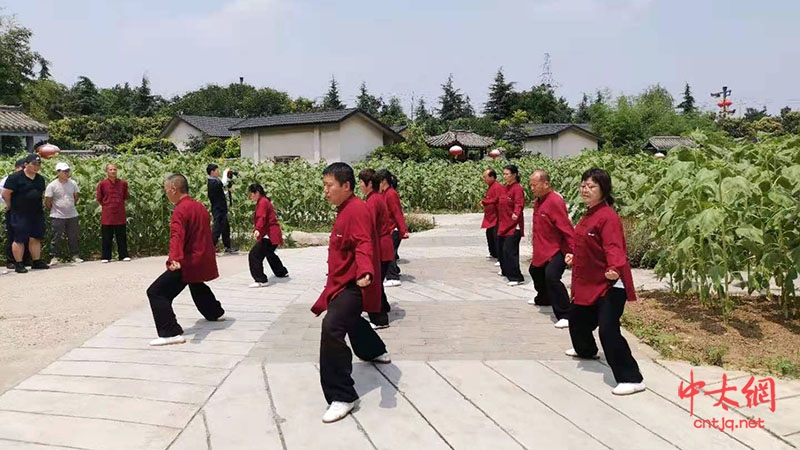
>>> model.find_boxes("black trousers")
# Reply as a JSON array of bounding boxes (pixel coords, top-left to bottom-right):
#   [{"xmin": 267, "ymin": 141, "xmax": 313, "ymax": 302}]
[
  {"xmin": 211, "ymin": 211, "xmax": 231, "ymax": 249},
  {"xmin": 5, "ymin": 210, "xmax": 30, "ymax": 265},
  {"xmin": 369, "ymin": 261, "xmax": 391, "ymax": 326},
  {"xmin": 529, "ymin": 252, "xmax": 572, "ymax": 319},
  {"xmin": 385, "ymin": 230, "xmax": 402, "ymax": 281},
  {"xmin": 569, "ymin": 288, "xmax": 643, "ymax": 384},
  {"xmin": 320, "ymin": 285, "xmax": 387, "ymax": 404},
  {"xmin": 248, "ymin": 238, "xmax": 288, "ymax": 283},
  {"xmin": 485, "ymin": 226, "xmax": 498, "ymax": 258},
  {"xmin": 146, "ymin": 269, "xmax": 225, "ymax": 338},
  {"xmin": 498, "ymin": 230, "xmax": 523, "ymax": 282},
  {"xmin": 101, "ymin": 224, "xmax": 129, "ymax": 260}
]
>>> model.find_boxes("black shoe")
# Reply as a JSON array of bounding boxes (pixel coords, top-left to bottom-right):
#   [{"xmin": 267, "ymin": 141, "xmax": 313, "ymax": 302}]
[
  {"xmin": 276, "ymin": 272, "xmax": 289, "ymax": 278},
  {"xmin": 225, "ymin": 248, "xmax": 239, "ymax": 254},
  {"xmin": 5, "ymin": 263, "xmax": 13, "ymax": 270},
  {"xmin": 14, "ymin": 263, "xmax": 28, "ymax": 274},
  {"xmin": 31, "ymin": 260, "xmax": 50, "ymax": 270}
]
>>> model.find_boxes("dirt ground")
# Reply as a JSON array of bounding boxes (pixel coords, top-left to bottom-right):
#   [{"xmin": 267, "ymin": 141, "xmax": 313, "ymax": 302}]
[
  {"xmin": 623, "ymin": 292, "xmax": 800, "ymax": 378},
  {"xmin": 0, "ymin": 253, "xmax": 250, "ymax": 394}
]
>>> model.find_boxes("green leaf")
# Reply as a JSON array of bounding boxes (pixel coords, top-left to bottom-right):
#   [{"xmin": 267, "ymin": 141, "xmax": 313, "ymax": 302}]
[
  {"xmin": 720, "ymin": 176, "xmax": 752, "ymax": 205},
  {"xmin": 735, "ymin": 226, "xmax": 764, "ymax": 245},
  {"xmin": 691, "ymin": 208, "xmax": 725, "ymax": 237}
]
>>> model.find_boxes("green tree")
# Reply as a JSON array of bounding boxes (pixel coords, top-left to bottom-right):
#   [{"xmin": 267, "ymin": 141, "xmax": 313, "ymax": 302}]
[
  {"xmin": 509, "ymin": 84, "xmax": 573, "ymax": 123},
  {"xmin": 574, "ymin": 93, "xmax": 592, "ymax": 123},
  {"xmin": 677, "ymin": 82, "xmax": 696, "ymax": 114},
  {"xmin": 498, "ymin": 110, "xmax": 530, "ymax": 158},
  {"xmin": 378, "ymin": 96, "xmax": 408, "ymax": 126},
  {"xmin": 414, "ymin": 98, "xmax": 432, "ymax": 122},
  {"xmin": 484, "ymin": 68, "xmax": 515, "ymax": 120},
  {"xmin": 68, "ymin": 76, "xmax": 103, "ymax": 116},
  {"xmin": 22, "ymin": 79, "xmax": 69, "ymax": 122},
  {"xmin": 100, "ymin": 82, "xmax": 136, "ymax": 116},
  {"xmin": 291, "ymin": 96, "xmax": 316, "ymax": 113},
  {"xmin": 133, "ymin": 75, "xmax": 155, "ymax": 116},
  {"xmin": 356, "ymin": 82, "xmax": 382, "ymax": 116},
  {"xmin": 780, "ymin": 107, "xmax": 800, "ymax": 134},
  {"xmin": 0, "ymin": 14, "xmax": 49, "ymax": 105},
  {"xmin": 322, "ymin": 76, "xmax": 344, "ymax": 110},
  {"xmin": 437, "ymin": 74, "xmax": 471, "ymax": 121},
  {"xmin": 241, "ymin": 87, "xmax": 293, "ymax": 117},
  {"xmin": 744, "ymin": 106, "xmax": 768, "ymax": 122}
]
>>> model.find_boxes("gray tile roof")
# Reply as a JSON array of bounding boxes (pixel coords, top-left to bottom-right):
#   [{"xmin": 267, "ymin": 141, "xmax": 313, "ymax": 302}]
[
  {"xmin": 425, "ymin": 130, "xmax": 495, "ymax": 149},
  {"xmin": 179, "ymin": 115, "xmax": 244, "ymax": 138},
  {"xmin": 643, "ymin": 136, "xmax": 696, "ymax": 152},
  {"xmin": 524, "ymin": 123, "xmax": 596, "ymax": 138},
  {"xmin": 229, "ymin": 109, "xmax": 360, "ymax": 130},
  {"xmin": 0, "ymin": 106, "xmax": 48, "ymax": 134}
]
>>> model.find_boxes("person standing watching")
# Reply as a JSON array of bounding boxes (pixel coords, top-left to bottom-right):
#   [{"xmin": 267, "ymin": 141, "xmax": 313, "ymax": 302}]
[
  {"xmin": 207, "ymin": 164, "xmax": 237, "ymax": 254},
  {"xmin": 45, "ymin": 162, "xmax": 82, "ymax": 265},
  {"xmin": 96, "ymin": 164, "xmax": 130, "ymax": 263},
  {"xmin": 564, "ymin": 168, "xmax": 645, "ymax": 396},
  {"xmin": 528, "ymin": 170, "xmax": 574, "ymax": 328},
  {"xmin": 146, "ymin": 174, "xmax": 225, "ymax": 346},
  {"xmin": 1, "ymin": 158, "xmax": 31, "ymax": 269},
  {"xmin": 1, "ymin": 154, "xmax": 49, "ymax": 273},
  {"xmin": 480, "ymin": 168, "xmax": 504, "ymax": 264}
]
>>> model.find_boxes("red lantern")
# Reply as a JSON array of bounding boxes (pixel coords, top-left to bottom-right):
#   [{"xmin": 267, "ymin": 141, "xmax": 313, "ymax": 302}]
[
  {"xmin": 724, "ymin": 99, "xmax": 733, "ymax": 106},
  {"xmin": 449, "ymin": 145, "xmax": 463, "ymax": 156},
  {"xmin": 489, "ymin": 148, "xmax": 502, "ymax": 158},
  {"xmin": 37, "ymin": 143, "xmax": 60, "ymax": 159}
]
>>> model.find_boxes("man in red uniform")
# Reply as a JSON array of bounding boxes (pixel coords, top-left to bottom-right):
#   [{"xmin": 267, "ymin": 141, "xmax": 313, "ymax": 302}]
[
  {"xmin": 96, "ymin": 164, "xmax": 130, "ymax": 262},
  {"xmin": 314, "ymin": 162, "xmax": 390, "ymax": 423},
  {"xmin": 497, "ymin": 165, "xmax": 526, "ymax": 286},
  {"xmin": 479, "ymin": 168, "xmax": 504, "ymax": 263},
  {"xmin": 146, "ymin": 174, "xmax": 225, "ymax": 346},
  {"xmin": 528, "ymin": 170, "xmax": 575, "ymax": 329},
  {"xmin": 358, "ymin": 168, "xmax": 394, "ymax": 329},
  {"xmin": 377, "ymin": 169, "xmax": 408, "ymax": 287}
]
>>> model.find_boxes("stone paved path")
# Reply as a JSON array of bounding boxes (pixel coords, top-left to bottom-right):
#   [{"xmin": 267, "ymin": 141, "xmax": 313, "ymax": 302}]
[{"xmin": 0, "ymin": 214, "xmax": 798, "ymax": 449}]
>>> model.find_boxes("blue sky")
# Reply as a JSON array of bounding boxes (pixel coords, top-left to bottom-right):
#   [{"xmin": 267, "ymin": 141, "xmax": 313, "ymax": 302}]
[{"xmin": 4, "ymin": 0, "xmax": 799, "ymax": 115}]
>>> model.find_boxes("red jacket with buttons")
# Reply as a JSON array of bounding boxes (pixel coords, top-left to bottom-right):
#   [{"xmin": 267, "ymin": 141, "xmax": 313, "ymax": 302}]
[
  {"xmin": 481, "ymin": 181, "xmax": 505, "ymax": 229},
  {"xmin": 168, "ymin": 196, "xmax": 219, "ymax": 283},
  {"xmin": 497, "ymin": 182, "xmax": 525, "ymax": 237},
  {"xmin": 570, "ymin": 202, "xmax": 636, "ymax": 305},
  {"xmin": 383, "ymin": 187, "xmax": 408, "ymax": 237},
  {"xmin": 96, "ymin": 178, "xmax": 129, "ymax": 226},
  {"xmin": 312, "ymin": 195, "xmax": 381, "ymax": 315},
  {"xmin": 254, "ymin": 196, "xmax": 283, "ymax": 246},
  {"xmin": 531, "ymin": 191, "xmax": 574, "ymax": 267},
  {"xmin": 365, "ymin": 191, "xmax": 395, "ymax": 262}
]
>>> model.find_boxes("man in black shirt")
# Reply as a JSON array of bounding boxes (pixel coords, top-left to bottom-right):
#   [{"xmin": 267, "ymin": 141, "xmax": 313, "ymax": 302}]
[
  {"xmin": 1, "ymin": 154, "xmax": 49, "ymax": 273},
  {"xmin": 207, "ymin": 164, "xmax": 236, "ymax": 254}
]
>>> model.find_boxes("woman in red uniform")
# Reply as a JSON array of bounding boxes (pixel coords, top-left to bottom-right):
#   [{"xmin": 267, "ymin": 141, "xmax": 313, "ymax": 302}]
[
  {"xmin": 497, "ymin": 165, "xmax": 525, "ymax": 286},
  {"xmin": 565, "ymin": 168, "xmax": 645, "ymax": 396},
  {"xmin": 247, "ymin": 183, "xmax": 288, "ymax": 288},
  {"xmin": 359, "ymin": 168, "xmax": 394, "ymax": 329},
  {"xmin": 377, "ymin": 169, "xmax": 409, "ymax": 287}
]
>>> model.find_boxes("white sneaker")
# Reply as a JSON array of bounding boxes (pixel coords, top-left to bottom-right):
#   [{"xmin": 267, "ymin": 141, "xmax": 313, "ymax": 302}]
[
  {"xmin": 249, "ymin": 282, "xmax": 268, "ymax": 288},
  {"xmin": 612, "ymin": 382, "xmax": 646, "ymax": 396},
  {"xmin": 554, "ymin": 319, "xmax": 569, "ymax": 329},
  {"xmin": 494, "ymin": 261, "xmax": 501, "ymax": 266},
  {"xmin": 149, "ymin": 335, "xmax": 186, "ymax": 346},
  {"xmin": 370, "ymin": 322, "xmax": 389, "ymax": 330},
  {"xmin": 372, "ymin": 352, "xmax": 391, "ymax": 364},
  {"xmin": 486, "ymin": 254, "xmax": 494, "ymax": 259},
  {"xmin": 497, "ymin": 271, "xmax": 504, "ymax": 276},
  {"xmin": 101, "ymin": 259, "xmax": 110, "ymax": 263},
  {"xmin": 527, "ymin": 299, "xmax": 538, "ymax": 305},
  {"xmin": 73, "ymin": 257, "xmax": 84, "ymax": 263},
  {"xmin": 50, "ymin": 258, "xmax": 59, "ymax": 266},
  {"xmin": 507, "ymin": 280, "xmax": 524, "ymax": 286},
  {"xmin": 383, "ymin": 280, "xmax": 401, "ymax": 287},
  {"xmin": 122, "ymin": 257, "xmax": 131, "ymax": 262},
  {"xmin": 322, "ymin": 401, "xmax": 355, "ymax": 423},
  {"xmin": 565, "ymin": 348, "xmax": 600, "ymax": 359}
]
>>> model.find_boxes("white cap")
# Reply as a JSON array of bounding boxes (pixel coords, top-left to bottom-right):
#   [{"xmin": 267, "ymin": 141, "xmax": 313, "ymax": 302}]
[{"xmin": 55, "ymin": 162, "xmax": 71, "ymax": 171}]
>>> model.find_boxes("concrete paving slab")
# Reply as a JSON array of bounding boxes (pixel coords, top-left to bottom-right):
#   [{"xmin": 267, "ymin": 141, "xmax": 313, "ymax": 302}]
[
  {"xmin": 167, "ymin": 413, "xmax": 208, "ymax": 450},
  {"xmin": 0, "ymin": 439, "xmax": 85, "ymax": 449},
  {"xmin": 201, "ymin": 361, "xmax": 283, "ymax": 449},
  {"xmin": 429, "ymin": 360, "xmax": 606, "ymax": 449},
  {"xmin": 96, "ymin": 325, "xmax": 265, "ymax": 342},
  {"xmin": 41, "ymin": 361, "xmax": 229, "ymax": 386},
  {"xmin": 658, "ymin": 359, "xmax": 753, "ymax": 383},
  {"xmin": 0, "ymin": 410, "xmax": 179, "ymax": 450},
  {"xmin": 0, "ymin": 389, "xmax": 197, "ymax": 428},
  {"xmin": 82, "ymin": 336, "xmax": 254, "ymax": 355},
  {"xmin": 264, "ymin": 361, "xmax": 373, "ymax": 449},
  {"xmin": 15, "ymin": 374, "xmax": 214, "ymax": 404},
  {"xmin": 376, "ymin": 361, "xmax": 523, "ymax": 450},
  {"xmin": 60, "ymin": 348, "xmax": 241, "ymax": 369}
]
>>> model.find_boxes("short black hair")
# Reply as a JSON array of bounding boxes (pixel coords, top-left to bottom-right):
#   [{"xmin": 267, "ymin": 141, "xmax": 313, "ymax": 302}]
[
  {"xmin": 322, "ymin": 162, "xmax": 355, "ymax": 191},
  {"xmin": 14, "ymin": 158, "xmax": 26, "ymax": 169},
  {"xmin": 206, "ymin": 164, "xmax": 219, "ymax": 175},
  {"xmin": 358, "ymin": 168, "xmax": 379, "ymax": 191},
  {"xmin": 167, "ymin": 173, "xmax": 190, "ymax": 194},
  {"xmin": 376, "ymin": 169, "xmax": 398, "ymax": 189},
  {"xmin": 581, "ymin": 167, "xmax": 614, "ymax": 206},
  {"xmin": 485, "ymin": 168, "xmax": 496, "ymax": 179}
]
